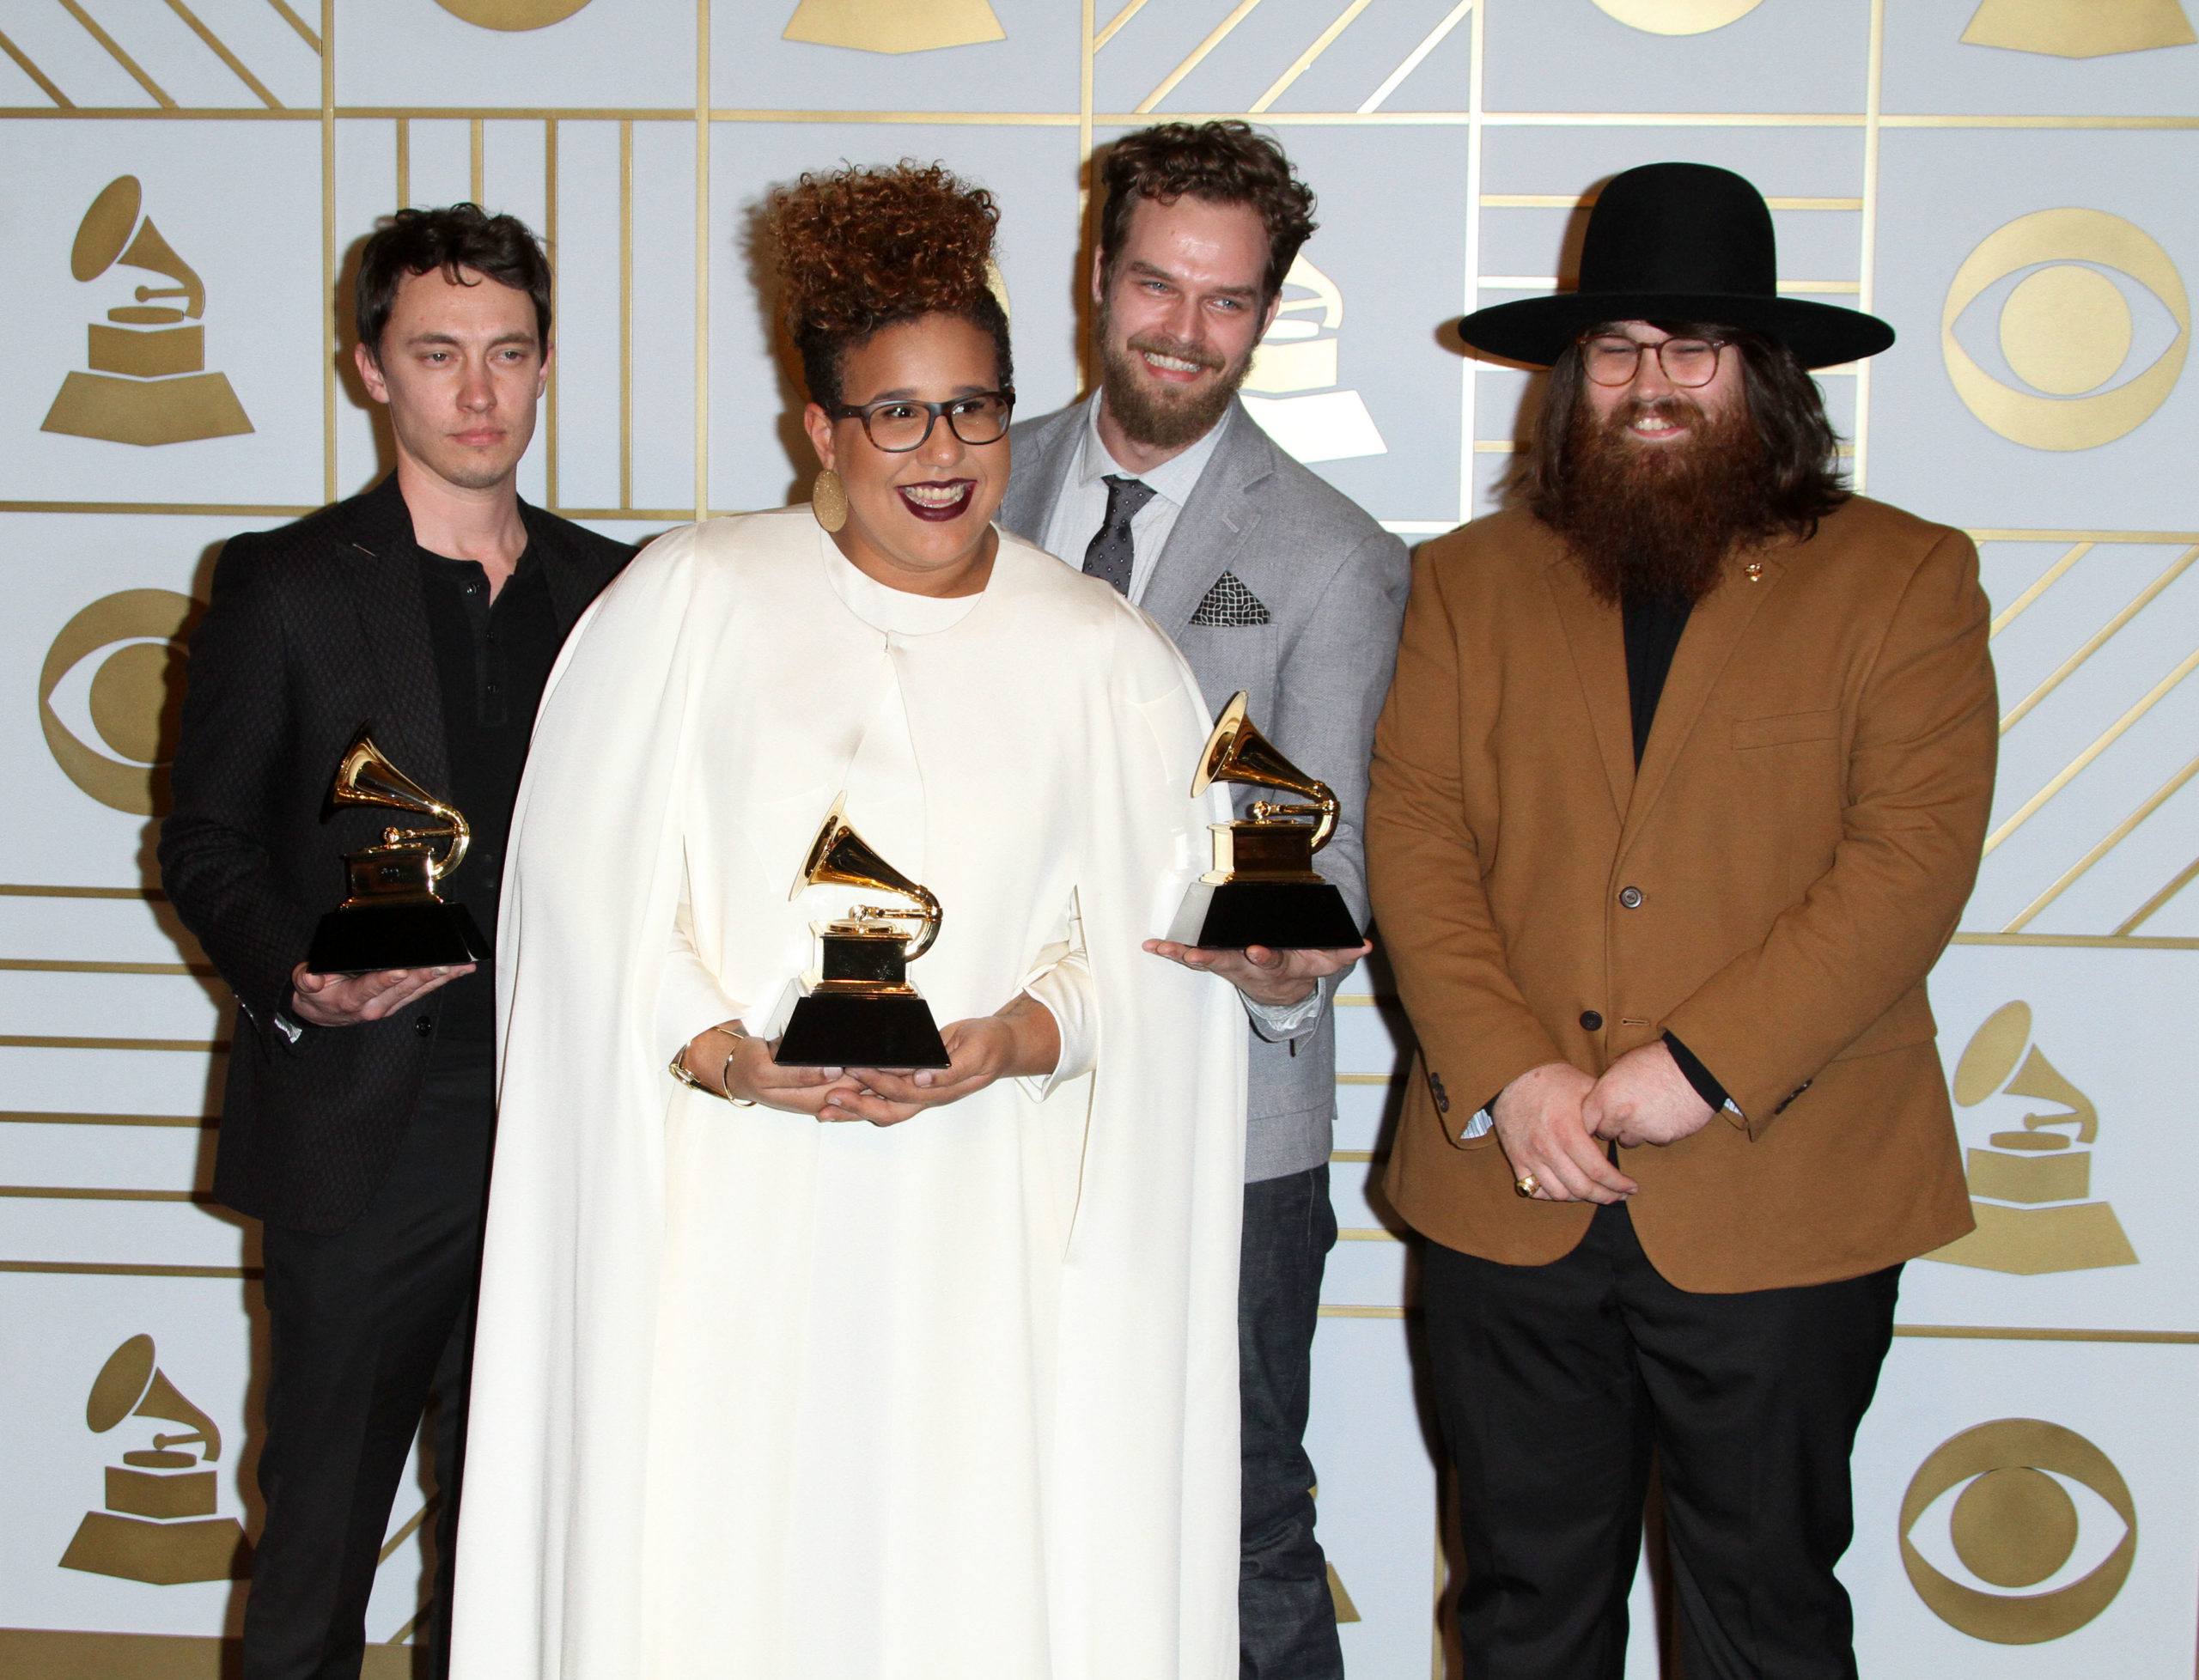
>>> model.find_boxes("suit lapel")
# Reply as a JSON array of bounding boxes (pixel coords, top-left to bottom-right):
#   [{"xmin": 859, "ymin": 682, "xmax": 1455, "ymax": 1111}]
[
  {"xmin": 1143, "ymin": 403, "xmax": 1271, "ymax": 635},
  {"xmin": 338, "ymin": 475, "xmax": 451, "ymax": 794},
  {"xmin": 1544, "ymin": 553, "xmax": 1634, "ymax": 824},
  {"xmin": 1617, "ymin": 545, "xmax": 1786, "ymax": 855},
  {"xmin": 521, "ymin": 499, "xmax": 595, "ymax": 633}
]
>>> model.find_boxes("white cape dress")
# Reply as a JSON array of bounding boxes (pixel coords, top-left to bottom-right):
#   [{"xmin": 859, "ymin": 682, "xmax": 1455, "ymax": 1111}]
[{"xmin": 452, "ymin": 508, "xmax": 1247, "ymax": 1680}]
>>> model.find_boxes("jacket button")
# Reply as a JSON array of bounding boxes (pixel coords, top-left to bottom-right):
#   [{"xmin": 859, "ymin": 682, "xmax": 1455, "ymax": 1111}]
[
  {"xmin": 1580, "ymin": 1010, "xmax": 1603, "ymax": 1032},
  {"xmin": 1617, "ymin": 886, "xmax": 1643, "ymax": 909},
  {"xmin": 414, "ymin": 1016, "xmax": 433, "ymax": 1038}
]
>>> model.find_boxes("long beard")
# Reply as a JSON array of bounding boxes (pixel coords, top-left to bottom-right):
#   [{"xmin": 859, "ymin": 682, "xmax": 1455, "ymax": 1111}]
[
  {"xmin": 1546, "ymin": 394, "xmax": 1778, "ymax": 606},
  {"xmin": 1094, "ymin": 300, "xmax": 1253, "ymax": 452}
]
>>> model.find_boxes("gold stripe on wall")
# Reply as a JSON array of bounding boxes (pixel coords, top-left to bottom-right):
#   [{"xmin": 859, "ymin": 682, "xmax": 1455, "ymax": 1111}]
[
  {"xmin": 0, "ymin": 1186, "xmax": 209, "ymax": 1202},
  {"xmin": 1339, "ymin": 1227, "xmax": 1400, "ymax": 1242},
  {"xmin": 0, "ymin": 959, "xmax": 214, "ymax": 976},
  {"xmin": 1999, "ymin": 544, "xmax": 2199, "ymax": 734},
  {"xmin": 1093, "ymin": 0, "xmax": 1148, "ymax": 52},
  {"xmin": 0, "ymin": 1112, "xmax": 215, "ymax": 1127},
  {"xmin": 320, "ymin": 0, "xmax": 336, "ymax": 505},
  {"xmin": 1952, "ymin": 931, "xmax": 2199, "ymax": 949},
  {"xmin": 0, "ymin": 501, "xmax": 315, "ymax": 516},
  {"xmin": 2115, "ymin": 855, "xmax": 2199, "ymax": 936},
  {"xmin": 57, "ymin": 0, "xmax": 176, "ymax": 108},
  {"xmin": 0, "ymin": 1036, "xmax": 228, "ymax": 1052},
  {"xmin": 2003, "ymin": 750, "xmax": 2199, "ymax": 933},
  {"xmin": 265, "ymin": 0, "xmax": 321, "ymax": 52},
  {"xmin": 165, "ymin": 0, "xmax": 283, "ymax": 109},
  {"xmin": 545, "ymin": 117, "xmax": 558, "ymax": 508},
  {"xmin": 471, "ymin": 117, "xmax": 484, "ymax": 204},
  {"xmin": 396, "ymin": 115, "xmax": 410, "ymax": 208},
  {"xmin": 1250, "ymin": 0, "xmax": 1379, "ymax": 115},
  {"xmin": 1361, "ymin": 0, "xmax": 1471, "ymax": 115},
  {"xmin": 0, "ymin": 883, "xmax": 163, "ymax": 899},
  {"xmin": 0, "ymin": 27, "xmax": 73, "ymax": 107},
  {"xmin": 1989, "ymin": 541, "xmax": 2089, "ymax": 638},
  {"xmin": 1136, "ymin": 0, "xmax": 1268, "ymax": 114},
  {"xmin": 620, "ymin": 119, "xmax": 633, "ymax": 512},
  {"xmin": 1895, "ymin": 1325, "xmax": 2199, "ymax": 1344},
  {"xmin": 0, "ymin": 1261, "xmax": 259, "ymax": 1279},
  {"xmin": 1853, "ymin": 0, "xmax": 1885, "ymax": 493},
  {"xmin": 693, "ymin": 0, "xmax": 710, "ymax": 523}
]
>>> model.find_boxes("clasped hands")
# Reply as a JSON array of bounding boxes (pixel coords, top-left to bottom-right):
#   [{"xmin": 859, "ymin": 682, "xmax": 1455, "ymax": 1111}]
[
  {"xmin": 1496, "ymin": 1041, "xmax": 1717, "ymax": 1204},
  {"xmin": 681, "ymin": 991, "xmax": 1061, "ymax": 1128}
]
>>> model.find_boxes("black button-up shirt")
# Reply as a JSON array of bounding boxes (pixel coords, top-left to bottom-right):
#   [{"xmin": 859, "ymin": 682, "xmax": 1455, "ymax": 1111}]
[{"xmin": 417, "ymin": 542, "xmax": 561, "ymax": 1045}]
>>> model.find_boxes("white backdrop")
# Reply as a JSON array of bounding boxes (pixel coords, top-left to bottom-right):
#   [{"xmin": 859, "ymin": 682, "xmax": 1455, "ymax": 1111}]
[{"xmin": 1, "ymin": 2, "xmax": 2195, "ymax": 1674}]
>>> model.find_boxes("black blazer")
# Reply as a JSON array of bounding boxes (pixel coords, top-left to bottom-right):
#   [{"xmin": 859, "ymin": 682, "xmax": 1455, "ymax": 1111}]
[{"xmin": 159, "ymin": 473, "xmax": 630, "ymax": 1235}]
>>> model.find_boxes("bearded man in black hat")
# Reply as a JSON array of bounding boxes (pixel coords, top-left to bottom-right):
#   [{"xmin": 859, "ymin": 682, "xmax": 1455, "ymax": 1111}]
[{"xmin": 1366, "ymin": 162, "xmax": 1999, "ymax": 1676}]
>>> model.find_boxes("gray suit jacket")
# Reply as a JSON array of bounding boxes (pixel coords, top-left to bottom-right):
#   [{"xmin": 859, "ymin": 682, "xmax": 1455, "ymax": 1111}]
[{"xmin": 1002, "ymin": 398, "xmax": 1409, "ymax": 1181}]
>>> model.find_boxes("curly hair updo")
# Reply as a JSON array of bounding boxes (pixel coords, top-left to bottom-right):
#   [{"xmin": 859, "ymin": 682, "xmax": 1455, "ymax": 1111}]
[{"xmin": 766, "ymin": 161, "xmax": 1013, "ymax": 411}]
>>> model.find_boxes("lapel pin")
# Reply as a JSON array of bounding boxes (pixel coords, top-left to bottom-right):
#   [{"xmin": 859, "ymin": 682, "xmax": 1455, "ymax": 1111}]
[{"xmin": 1745, "ymin": 561, "xmax": 1764, "ymax": 584}]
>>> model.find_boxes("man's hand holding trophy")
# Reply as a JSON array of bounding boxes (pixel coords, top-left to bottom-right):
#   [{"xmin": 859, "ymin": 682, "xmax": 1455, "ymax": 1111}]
[{"xmin": 1146, "ymin": 691, "xmax": 1372, "ymax": 1005}]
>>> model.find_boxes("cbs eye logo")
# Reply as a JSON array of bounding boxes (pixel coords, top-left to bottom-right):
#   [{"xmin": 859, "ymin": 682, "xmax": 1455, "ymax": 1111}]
[
  {"xmin": 1943, "ymin": 208, "xmax": 2189, "ymax": 451},
  {"xmin": 39, "ymin": 590, "xmax": 198, "ymax": 817},
  {"xmin": 1900, "ymin": 1418, "xmax": 2135, "ymax": 1644}
]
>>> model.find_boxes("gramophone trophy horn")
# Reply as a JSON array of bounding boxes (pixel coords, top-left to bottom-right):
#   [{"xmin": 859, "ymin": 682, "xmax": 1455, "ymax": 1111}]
[
  {"xmin": 768, "ymin": 797, "xmax": 950, "ymax": 1068},
  {"xmin": 304, "ymin": 727, "xmax": 491, "ymax": 976},
  {"xmin": 1167, "ymin": 692, "xmax": 1363, "ymax": 950}
]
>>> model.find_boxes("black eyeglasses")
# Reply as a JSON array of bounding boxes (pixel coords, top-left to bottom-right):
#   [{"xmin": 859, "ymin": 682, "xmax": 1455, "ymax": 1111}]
[
  {"xmin": 1575, "ymin": 334, "xmax": 1727, "ymax": 389},
  {"xmin": 830, "ymin": 390, "xmax": 1015, "ymax": 453}
]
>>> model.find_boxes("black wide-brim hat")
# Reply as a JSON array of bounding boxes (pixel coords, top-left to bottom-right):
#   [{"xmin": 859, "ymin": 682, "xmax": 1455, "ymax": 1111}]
[{"xmin": 1455, "ymin": 161, "xmax": 1894, "ymax": 370}]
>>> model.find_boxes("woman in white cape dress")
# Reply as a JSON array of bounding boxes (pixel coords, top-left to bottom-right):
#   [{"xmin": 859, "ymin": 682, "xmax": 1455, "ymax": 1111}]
[{"xmin": 453, "ymin": 164, "xmax": 1246, "ymax": 1680}]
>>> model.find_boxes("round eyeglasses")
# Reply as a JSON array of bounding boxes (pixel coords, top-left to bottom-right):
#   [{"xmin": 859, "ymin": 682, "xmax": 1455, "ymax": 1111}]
[
  {"xmin": 830, "ymin": 391, "xmax": 1015, "ymax": 453},
  {"xmin": 1576, "ymin": 335, "xmax": 1727, "ymax": 389}
]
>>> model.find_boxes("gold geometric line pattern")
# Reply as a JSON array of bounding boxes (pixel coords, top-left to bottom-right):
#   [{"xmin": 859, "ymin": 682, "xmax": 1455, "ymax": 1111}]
[
  {"xmin": 0, "ymin": 1186, "xmax": 208, "ymax": 1202},
  {"xmin": 1249, "ymin": 0, "xmax": 1377, "ymax": 115},
  {"xmin": 0, "ymin": 27, "xmax": 71, "ymax": 107},
  {"xmin": 1893, "ymin": 1325, "xmax": 2199, "ymax": 1345},
  {"xmin": 618, "ymin": 119, "xmax": 633, "ymax": 513},
  {"xmin": 1998, "ymin": 545, "xmax": 2199, "ymax": 736},
  {"xmin": 693, "ymin": 0, "xmax": 710, "ymax": 523},
  {"xmin": 1972, "ymin": 530, "xmax": 2199, "ymax": 544},
  {"xmin": 0, "ymin": 501, "xmax": 316, "ymax": 516},
  {"xmin": 379, "ymin": 1497, "xmax": 439, "ymax": 1565},
  {"xmin": 0, "ymin": 1035, "xmax": 228, "ymax": 1052},
  {"xmin": 1337, "ymin": 1072, "xmax": 1403, "ymax": 1085},
  {"xmin": 0, "ymin": 959, "xmax": 214, "ymax": 976},
  {"xmin": 0, "ymin": 1112, "xmax": 215, "ymax": 1127},
  {"xmin": 1319, "ymin": 1305, "xmax": 1406, "ymax": 1318},
  {"xmin": 1093, "ymin": 0, "xmax": 1148, "ymax": 52},
  {"xmin": 395, "ymin": 114, "xmax": 410, "ymax": 208},
  {"xmin": 1989, "ymin": 541, "xmax": 2089, "ymax": 639},
  {"xmin": 1358, "ymin": 0, "xmax": 1471, "ymax": 117},
  {"xmin": 1950, "ymin": 931, "xmax": 2199, "ymax": 949},
  {"xmin": 320, "ymin": 0, "xmax": 335, "ymax": 505},
  {"xmin": 2003, "ymin": 749, "xmax": 2199, "ymax": 934},
  {"xmin": 1339, "ymin": 1227, "xmax": 1399, "ymax": 1242},
  {"xmin": 1136, "ymin": 0, "xmax": 1269, "ymax": 115},
  {"xmin": 0, "ymin": 883, "xmax": 164, "ymax": 899},
  {"xmin": 0, "ymin": 1260, "xmax": 259, "ymax": 1278},
  {"xmin": 264, "ymin": 0, "xmax": 320, "ymax": 54},
  {"xmin": 1331, "ymin": 1148, "xmax": 1377, "ymax": 1162},
  {"xmin": 1983, "ymin": 646, "xmax": 2199, "ymax": 855},
  {"xmin": 545, "ymin": 117, "xmax": 559, "ymax": 508},
  {"xmin": 1458, "ymin": 0, "xmax": 1483, "ymax": 528},
  {"xmin": 469, "ymin": 116, "xmax": 484, "ymax": 205},
  {"xmin": 164, "ymin": 0, "xmax": 282, "ymax": 109},
  {"xmin": 57, "ymin": 0, "xmax": 177, "ymax": 109},
  {"xmin": 2113, "ymin": 853, "xmax": 2199, "ymax": 937},
  {"xmin": 1853, "ymin": 0, "xmax": 1884, "ymax": 493}
]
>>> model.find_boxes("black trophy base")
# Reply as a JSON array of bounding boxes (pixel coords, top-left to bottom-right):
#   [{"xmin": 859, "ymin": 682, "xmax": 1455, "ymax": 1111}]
[
  {"xmin": 1167, "ymin": 879, "xmax": 1363, "ymax": 950},
  {"xmin": 774, "ymin": 991, "xmax": 951, "ymax": 1068},
  {"xmin": 306, "ymin": 902, "xmax": 491, "ymax": 976}
]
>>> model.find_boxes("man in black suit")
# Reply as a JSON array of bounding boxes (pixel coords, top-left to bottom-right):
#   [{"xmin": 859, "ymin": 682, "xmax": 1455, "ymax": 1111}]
[{"xmin": 160, "ymin": 204, "xmax": 628, "ymax": 1680}]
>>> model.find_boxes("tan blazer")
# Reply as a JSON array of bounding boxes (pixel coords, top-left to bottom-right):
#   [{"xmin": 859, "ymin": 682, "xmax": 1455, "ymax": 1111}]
[{"xmin": 1367, "ymin": 497, "xmax": 1997, "ymax": 1293}]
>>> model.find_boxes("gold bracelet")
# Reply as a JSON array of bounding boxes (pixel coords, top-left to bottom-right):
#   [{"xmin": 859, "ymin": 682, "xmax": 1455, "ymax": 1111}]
[{"xmin": 668, "ymin": 1022, "xmax": 756, "ymax": 1106}]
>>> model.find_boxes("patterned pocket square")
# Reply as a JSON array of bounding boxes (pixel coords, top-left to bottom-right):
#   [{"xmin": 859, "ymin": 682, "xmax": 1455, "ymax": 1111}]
[{"xmin": 1187, "ymin": 572, "xmax": 1271, "ymax": 627}]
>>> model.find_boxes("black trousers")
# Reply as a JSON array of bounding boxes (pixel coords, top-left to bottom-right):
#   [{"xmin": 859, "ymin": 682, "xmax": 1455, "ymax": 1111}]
[
  {"xmin": 1239, "ymin": 1165, "xmax": 1343, "ymax": 1680},
  {"xmin": 1422, "ymin": 1202, "xmax": 1899, "ymax": 1680},
  {"xmin": 244, "ymin": 1044, "xmax": 496, "ymax": 1680}
]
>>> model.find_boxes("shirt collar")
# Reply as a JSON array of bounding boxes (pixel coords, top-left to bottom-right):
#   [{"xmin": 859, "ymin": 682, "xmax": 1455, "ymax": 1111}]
[{"xmin": 1076, "ymin": 389, "xmax": 1232, "ymax": 509}]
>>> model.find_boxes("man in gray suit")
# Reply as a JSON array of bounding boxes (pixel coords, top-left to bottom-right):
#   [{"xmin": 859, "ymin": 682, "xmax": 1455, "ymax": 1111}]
[{"xmin": 1000, "ymin": 121, "xmax": 1408, "ymax": 1680}]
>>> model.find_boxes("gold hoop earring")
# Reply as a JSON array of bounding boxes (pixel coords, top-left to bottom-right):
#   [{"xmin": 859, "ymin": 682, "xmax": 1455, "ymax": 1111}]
[{"xmin": 811, "ymin": 468, "xmax": 848, "ymax": 533}]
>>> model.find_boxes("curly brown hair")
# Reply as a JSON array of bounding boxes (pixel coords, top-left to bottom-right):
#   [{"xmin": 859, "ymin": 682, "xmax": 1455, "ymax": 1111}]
[
  {"xmin": 766, "ymin": 161, "xmax": 1012, "ymax": 410},
  {"xmin": 1097, "ymin": 122, "xmax": 1317, "ymax": 304}
]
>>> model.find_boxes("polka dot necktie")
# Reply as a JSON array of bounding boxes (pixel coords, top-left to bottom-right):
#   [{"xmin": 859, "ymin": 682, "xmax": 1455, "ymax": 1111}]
[{"xmin": 1082, "ymin": 474, "xmax": 1158, "ymax": 597}]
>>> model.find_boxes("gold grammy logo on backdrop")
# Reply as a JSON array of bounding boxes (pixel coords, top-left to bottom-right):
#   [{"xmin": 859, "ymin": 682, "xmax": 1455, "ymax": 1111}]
[
  {"xmin": 434, "ymin": 0, "xmax": 595, "ymax": 27},
  {"xmin": 1942, "ymin": 208, "xmax": 2188, "ymax": 451},
  {"xmin": 40, "ymin": 589, "xmax": 198, "ymax": 817},
  {"xmin": 1242, "ymin": 256, "xmax": 1386, "ymax": 465},
  {"xmin": 1590, "ymin": 0, "xmax": 1767, "ymax": 33},
  {"xmin": 58, "ymin": 1335, "xmax": 250, "ymax": 1586},
  {"xmin": 41, "ymin": 177, "xmax": 251, "ymax": 448},
  {"xmin": 1901, "ymin": 1419, "xmax": 2134, "ymax": 1643},
  {"xmin": 783, "ymin": 0, "xmax": 1005, "ymax": 54},
  {"xmin": 1963, "ymin": 0, "xmax": 2195, "ymax": 56},
  {"xmin": 1927, "ymin": 1001, "xmax": 2136, "ymax": 1275}
]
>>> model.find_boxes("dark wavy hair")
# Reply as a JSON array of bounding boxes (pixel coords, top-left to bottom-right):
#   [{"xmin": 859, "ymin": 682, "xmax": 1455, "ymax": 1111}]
[
  {"xmin": 1097, "ymin": 121, "xmax": 1317, "ymax": 305},
  {"xmin": 767, "ymin": 161, "xmax": 1012, "ymax": 411},
  {"xmin": 356, "ymin": 203, "xmax": 552, "ymax": 355},
  {"xmin": 1514, "ymin": 322, "xmax": 1850, "ymax": 539}
]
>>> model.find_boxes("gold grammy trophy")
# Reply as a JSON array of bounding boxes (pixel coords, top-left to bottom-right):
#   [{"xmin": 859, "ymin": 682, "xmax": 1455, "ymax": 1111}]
[
  {"xmin": 59, "ymin": 1335, "xmax": 251, "ymax": 1586},
  {"xmin": 41, "ymin": 176, "xmax": 253, "ymax": 447},
  {"xmin": 1168, "ymin": 692, "xmax": 1362, "ymax": 950},
  {"xmin": 770, "ymin": 797, "xmax": 950, "ymax": 1068},
  {"xmin": 306, "ymin": 728, "xmax": 491, "ymax": 974}
]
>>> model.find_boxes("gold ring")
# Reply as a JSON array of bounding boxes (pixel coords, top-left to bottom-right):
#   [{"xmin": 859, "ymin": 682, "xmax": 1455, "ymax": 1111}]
[{"xmin": 1515, "ymin": 1173, "xmax": 1540, "ymax": 1198}]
